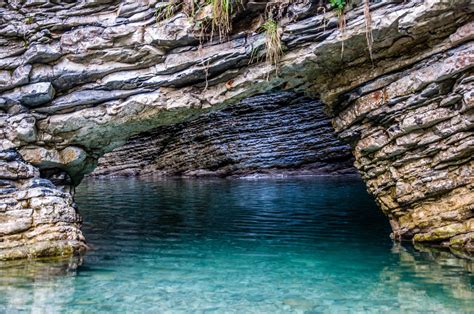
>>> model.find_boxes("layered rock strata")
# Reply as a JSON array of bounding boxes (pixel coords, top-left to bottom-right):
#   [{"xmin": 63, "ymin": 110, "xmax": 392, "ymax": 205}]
[
  {"xmin": 0, "ymin": 150, "xmax": 86, "ymax": 260},
  {"xmin": 0, "ymin": 0, "xmax": 473, "ymax": 259},
  {"xmin": 333, "ymin": 44, "xmax": 474, "ymax": 251},
  {"xmin": 92, "ymin": 93, "xmax": 355, "ymax": 177}
]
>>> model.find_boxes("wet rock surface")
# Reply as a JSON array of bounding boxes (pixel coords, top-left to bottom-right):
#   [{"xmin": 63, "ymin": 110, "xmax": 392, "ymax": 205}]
[
  {"xmin": 92, "ymin": 93, "xmax": 355, "ymax": 177},
  {"xmin": 0, "ymin": 0, "xmax": 473, "ymax": 259}
]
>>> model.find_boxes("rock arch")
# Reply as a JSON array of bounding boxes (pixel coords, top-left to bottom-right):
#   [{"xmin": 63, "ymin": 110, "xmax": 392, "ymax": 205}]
[{"xmin": 0, "ymin": 0, "xmax": 472, "ymax": 259}]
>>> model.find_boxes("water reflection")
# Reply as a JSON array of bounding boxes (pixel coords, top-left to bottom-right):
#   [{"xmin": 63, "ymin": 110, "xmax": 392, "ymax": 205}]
[
  {"xmin": 0, "ymin": 178, "xmax": 472, "ymax": 312},
  {"xmin": 0, "ymin": 257, "xmax": 81, "ymax": 313},
  {"xmin": 391, "ymin": 245, "xmax": 474, "ymax": 300}
]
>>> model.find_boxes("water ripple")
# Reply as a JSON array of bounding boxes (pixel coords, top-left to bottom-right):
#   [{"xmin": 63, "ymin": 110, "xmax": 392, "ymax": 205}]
[{"xmin": 0, "ymin": 177, "xmax": 472, "ymax": 313}]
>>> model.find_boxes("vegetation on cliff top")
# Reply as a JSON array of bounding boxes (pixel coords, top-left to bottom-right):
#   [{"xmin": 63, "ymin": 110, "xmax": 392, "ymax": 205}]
[{"xmin": 154, "ymin": 0, "xmax": 372, "ymax": 73}]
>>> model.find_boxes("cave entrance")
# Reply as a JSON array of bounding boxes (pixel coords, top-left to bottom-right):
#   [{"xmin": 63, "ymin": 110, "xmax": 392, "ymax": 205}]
[
  {"xmin": 74, "ymin": 90, "xmax": 390, "ymax": 261},
  {"xmin": 75, "ymin": 90, "xmax": 390, "ymax": 258}
]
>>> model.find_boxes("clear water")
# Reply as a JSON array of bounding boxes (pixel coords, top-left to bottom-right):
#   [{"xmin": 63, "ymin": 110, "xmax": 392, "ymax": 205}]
[{"xmin": 1, "ymin": 177, "xmax": 473, "ymax": 313}]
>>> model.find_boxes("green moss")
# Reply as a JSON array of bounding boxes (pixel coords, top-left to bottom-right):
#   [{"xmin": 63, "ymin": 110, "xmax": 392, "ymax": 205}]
[{"xmin": 24, "ymin": 15, "xmax": 35, "ymax": 25}]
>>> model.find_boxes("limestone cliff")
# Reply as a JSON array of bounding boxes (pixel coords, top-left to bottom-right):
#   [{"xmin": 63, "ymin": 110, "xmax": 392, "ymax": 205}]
[{"xmin": 0, "ymin": 0, "xmax": 473, "ymax": 259}]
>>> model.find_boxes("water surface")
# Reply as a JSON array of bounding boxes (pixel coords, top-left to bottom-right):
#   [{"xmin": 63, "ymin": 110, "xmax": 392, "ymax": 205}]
[{"xmin": 1, "ymin": 177, "xmax": 472, "ymax": 313}]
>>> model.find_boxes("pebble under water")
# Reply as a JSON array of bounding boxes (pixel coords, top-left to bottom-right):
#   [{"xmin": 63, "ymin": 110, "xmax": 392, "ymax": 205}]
[{"xmin": 1, "ymin": 177, "xmax": 473, "ymax": 313}]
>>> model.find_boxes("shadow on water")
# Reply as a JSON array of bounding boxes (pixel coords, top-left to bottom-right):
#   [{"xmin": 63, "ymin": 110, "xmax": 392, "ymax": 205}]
[{"xmin": 0, "ymin": 177, "xmax": 472, "ymax": 312}]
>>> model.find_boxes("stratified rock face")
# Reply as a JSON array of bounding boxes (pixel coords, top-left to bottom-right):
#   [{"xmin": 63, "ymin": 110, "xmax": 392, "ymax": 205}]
[
  {"xmin": 332, "ymin": 44, "xmax": 474, "ymax": 251},
  {"xmin": 93, "ymin": 93, "xmax": 355, "ymax": 177},
  {"xmin": 0, "ymin": 0, "xmax": 473, "ymax": 259},
  {"xmin": 0, "ymin": 150, "xmax": 86, "ymax": 260}
]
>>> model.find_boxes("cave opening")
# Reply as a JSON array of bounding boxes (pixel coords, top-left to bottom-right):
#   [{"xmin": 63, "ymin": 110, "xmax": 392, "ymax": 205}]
[
  {"xmin": 73, "ymin": 90, "xmax": 392, "ymax": 255},
  {"xmin": 63, "ymin": 89, "xmax": 398, "ymax": 278},
  {"xmin": 90, "ymin": 92, "xmax": 357, "ymax": 178}
]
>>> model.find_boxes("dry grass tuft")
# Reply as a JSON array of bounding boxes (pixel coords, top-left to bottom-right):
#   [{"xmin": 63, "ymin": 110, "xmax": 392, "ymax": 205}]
[
  {"xmin": 155, "ymin": 1, "xmax": 182, "ymax": 22},
  {"xmin": 262, "ymin": 18, "xmax": 283, "ymax": 72},
  {"xmin": 209, "ymin": 0, "xmax": 233, "ymax": 41}
]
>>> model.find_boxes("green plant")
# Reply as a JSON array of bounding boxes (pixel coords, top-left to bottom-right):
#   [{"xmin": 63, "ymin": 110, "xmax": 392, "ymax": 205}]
[
  {"xmin": 24, "ymin": 15, "xmax": 35, "ymax": 25},
  {"xmin": 155, "ymin": 1, "xmax": 181, "ymax": 22},
  {"xmin": 329, "ymin": 0, "xmax": 346, "ymax": 58},
  {"xmin": 329, "ymin": 0, "xmax": 345, "ymax": 13},
  {"xmin": 262, "ymin": 18, "xmax": 282, "ymax": 72},
  {"xmin": 207, "ymin": 0, "xmax": 233, "ymax": 41}
]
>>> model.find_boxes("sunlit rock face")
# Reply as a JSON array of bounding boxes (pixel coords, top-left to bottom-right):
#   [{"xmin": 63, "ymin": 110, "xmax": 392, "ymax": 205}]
[
  {"xmin": 0, "ymin": 0, "xmax": 473, "ymax": 259},
  {"xmin": 332, "ymin": 44, "xmax": 473, "ymax": 251},
  {"xmin": 92, "ymin": 93, "xmax": 356, "ymax": 177},
  {"xmin": 0, "ymin": 150, "xmax": 86, "ymax": 260}
]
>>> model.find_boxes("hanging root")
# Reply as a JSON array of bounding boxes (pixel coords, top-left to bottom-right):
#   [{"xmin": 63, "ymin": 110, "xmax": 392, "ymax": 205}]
[
  {"xmin": 338, "ymin": 9, "xmax": 346, "ymax": 59},
  {"xmin": 364, "ymin": 0, "xmax": 374, "ymax": 61},
  {"xmin": 317, "ymin": 6, "xmax": 327, "ymax": 33},
  {"xmin": 329, "ymin": 0, "xmax": 347, "ymax": 59},
  {"xmin": 210, "ymin": 0, "xmax": 233, "ymax": 41}
]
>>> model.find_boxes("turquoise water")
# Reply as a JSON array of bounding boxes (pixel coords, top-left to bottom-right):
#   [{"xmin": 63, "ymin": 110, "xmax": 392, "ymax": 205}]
[{"xmin": 1, "ymin": 177, "xmax": 473, "ymax": 313}]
